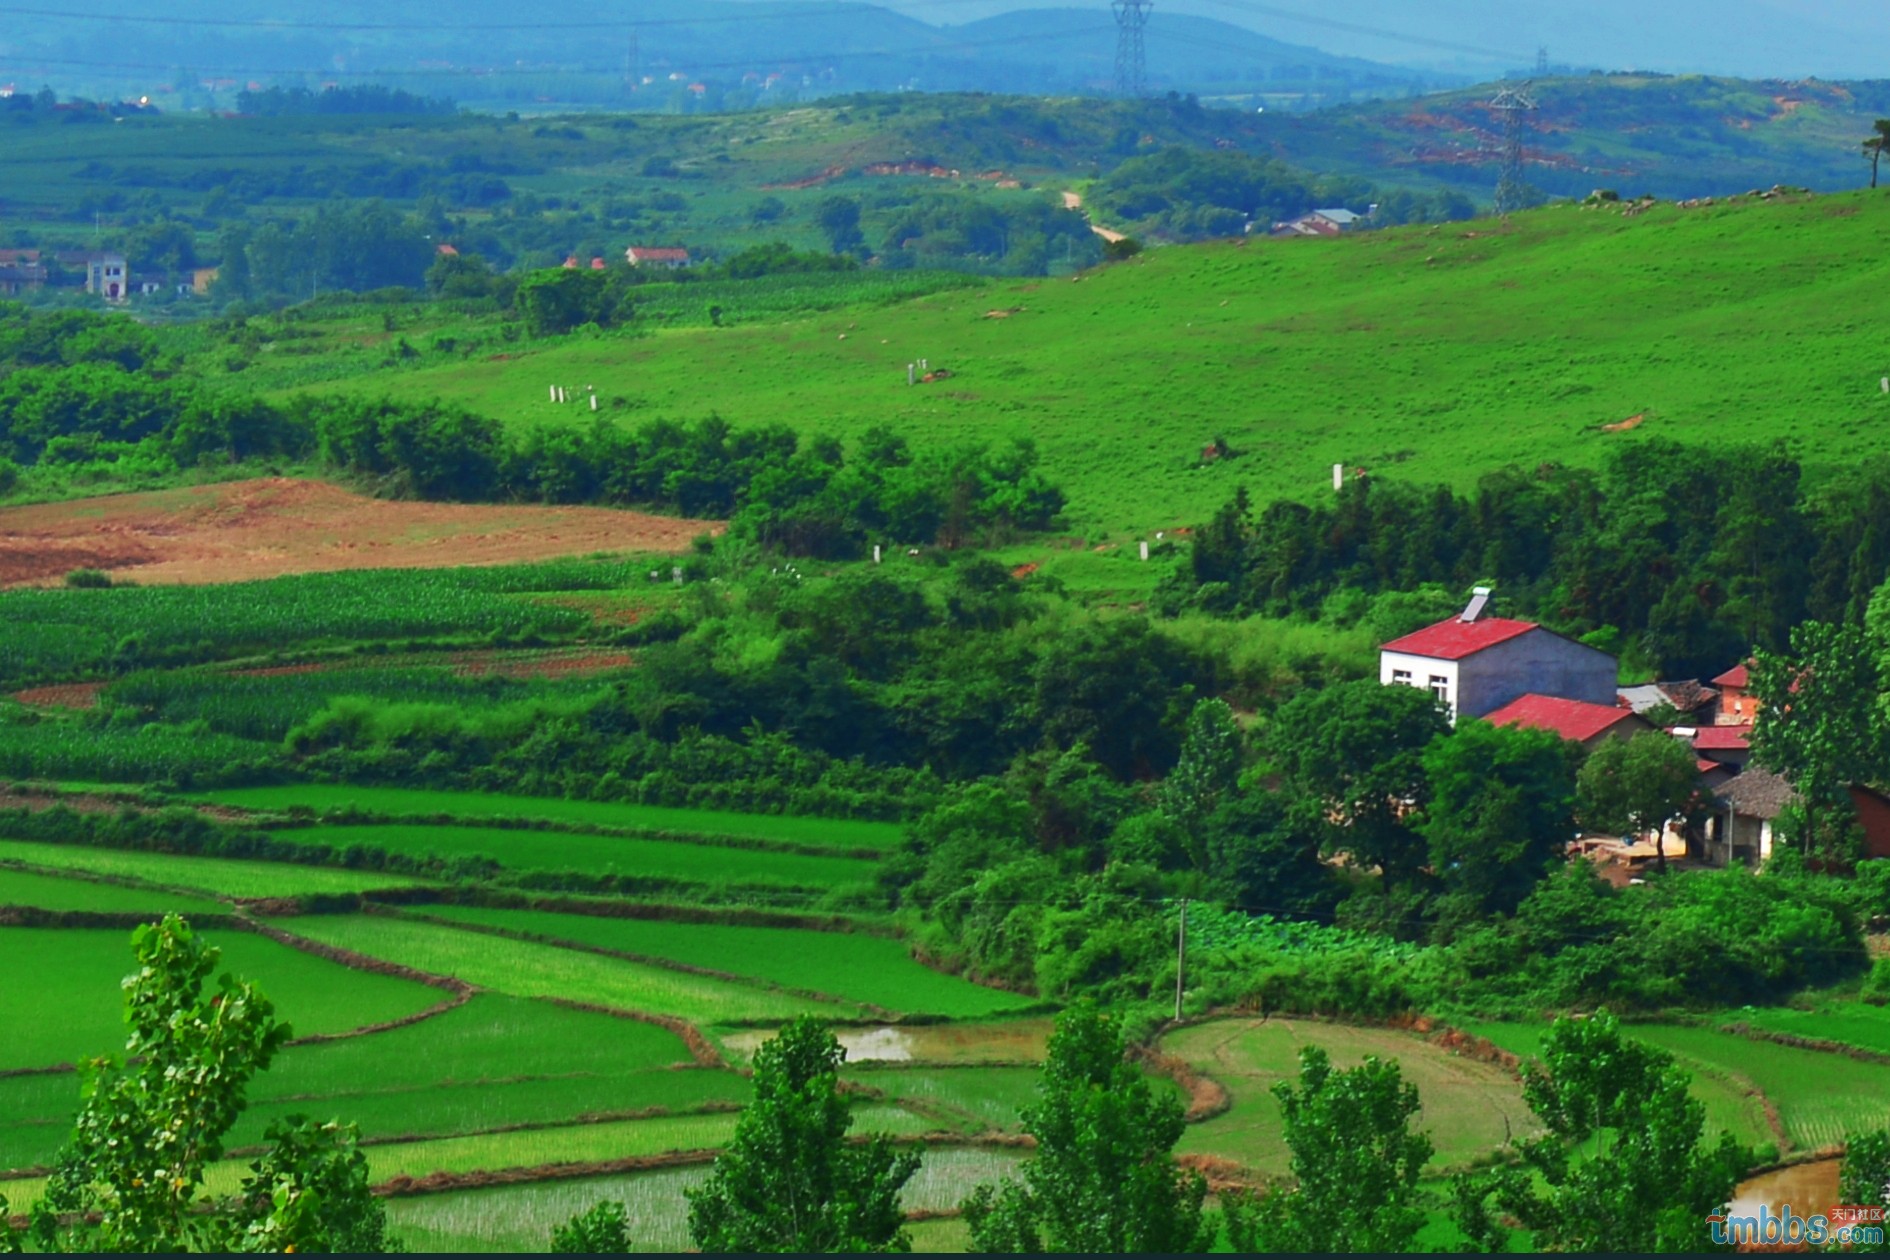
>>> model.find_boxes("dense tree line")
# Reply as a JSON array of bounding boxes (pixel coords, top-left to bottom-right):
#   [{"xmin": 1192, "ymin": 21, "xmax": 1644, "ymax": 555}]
[
  {"xmin": 0, "ymin": 313, "xmax": 1064, "ymax": 557},
  {"xmin": 234, "ymin": 86, "xmax": 458, "ymax": 117},
  {"xmin": 1166, "ymin": 439, "xmax": 1890, "ymax": 677}
]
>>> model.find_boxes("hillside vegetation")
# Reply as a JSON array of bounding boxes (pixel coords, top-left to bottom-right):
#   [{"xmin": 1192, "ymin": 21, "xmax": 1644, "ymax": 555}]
[{"xmin": 284, "ymin": 188, "xmax": 1890, "ymax": 535}]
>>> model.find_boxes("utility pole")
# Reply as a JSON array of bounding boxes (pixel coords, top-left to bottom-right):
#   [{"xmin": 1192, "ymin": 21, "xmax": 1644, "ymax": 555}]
[
  {"xmin": 1113, "ymin": 0, "xmax": 1150, "ymax": 98},
  {"xmin": 1535, "ymin": 46, "xmax": 1549, "ymax": 77},
  {"xmin": 1491, "ymin": 83, "xmax": 1539, "ymax": 215},
  {"xmin": 1173, "ymin": 898, "xmax": 1187, "ymax": 1022},
  {"xmin": 624, "ymin": 31, "xmax": 639, "ymax": 97}
]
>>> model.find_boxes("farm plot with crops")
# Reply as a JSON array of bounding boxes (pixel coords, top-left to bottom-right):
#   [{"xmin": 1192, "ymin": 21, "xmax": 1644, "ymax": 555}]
[
  {"xmin": 0, "ymin": 865, "xmax": 225, "ymax": 915},
  {"xmin": 411, "ymin": 904, "xmax": 1036, "ymax": 1019},
  {"xmin": 0, "ymin": 837, "xmax": 428, "ymax": 899},
  {"xmin": 1626, "ymin": 1023, "xmax": 1890, "ymax": 1153},
  {"xmin": 845, "ymin": 1065, "xmax": 1045, "ymax": 1134},
  {"xmin": 0, "ymin": 926, "xmax": 442, "ymax": 1072},
  {"xmin": 381, "ymin": 1144, "xmax": 1023, "ymax": 1254},
  {"xmin": 0, "ymin": 561, "xmax": 638, "ymax": 689},
  {"xmin": 1161, "ymin": 1017, "xmax": 1539, "ymax": 1176},
  {"xmin": 277, "ymin": 914, "xmax": 841, "ymax": 1024},
  {"xmin": 198, "ymin": 784, "xmax": 906, "ymax": 852},
  {"xmin": 1730, "ymin": 1002, "xmax": 1890, "ymax": 1057},
  {"xmin": 288, "ymin": 822, "xmax": 880, "ymax": 891}
]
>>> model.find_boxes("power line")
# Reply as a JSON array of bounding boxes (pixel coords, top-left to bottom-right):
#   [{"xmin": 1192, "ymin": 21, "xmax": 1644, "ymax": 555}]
[{"xmin": 1190, "ymin": 0, "xmax": 1535, "ymax": 65}]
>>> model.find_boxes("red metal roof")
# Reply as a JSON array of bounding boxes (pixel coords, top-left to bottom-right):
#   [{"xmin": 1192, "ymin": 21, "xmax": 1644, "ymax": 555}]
[
  {"xmin": 1712, "ymin": 663, "xmax": 1750, "ymax": 688},
  {"xmin": 1685, "ymin": 723, "xmax": 1753, "ymax": 751},
  {"xmin": 1487, "ymin": 694, "xmax": 1642, "ymax": 742},
  {"xmin": 1381, "ymin": 616, "xmax": 1539, "ymax": 661},
  {"xmin": 628, "ymin": 247, "xmax": 691, "ymax": 261}
]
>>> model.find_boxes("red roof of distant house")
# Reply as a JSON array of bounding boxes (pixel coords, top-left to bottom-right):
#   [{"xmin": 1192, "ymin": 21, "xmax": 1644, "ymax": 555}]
[
  {"xmin": 627, "ymin": 247, "xmax": 691, "ymax": 262},
  {"xmin": 1381, "ymin": 617, "xmax": 1539, "ymax": 661},
  {"xmin": 1487, "ymin": 694, "xmax": 1642, "ymax": 742},
  {"xmin": 1713, "ymin": 663, "xmax": 1750, "ymax": 688},
  {"xmin": 589, "ymin": 257, "xmax": 606, "ymax": 270},
  {"xmin": 1697, "ymin": 758, "xmax": 1723, "ymax": 774},
  {"xmin": 1682, "ymin": 724, "xmax": 1753, "ymax": 751}
]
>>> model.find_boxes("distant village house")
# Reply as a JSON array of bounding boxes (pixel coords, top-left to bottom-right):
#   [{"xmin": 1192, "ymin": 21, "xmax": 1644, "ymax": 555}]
[
  {"xmin": 1378, "ymin": 588, "xmax": 1618, "ymax": 720},
  {"xmin": 625, "ymin": 246, "xmax": 691, "ymax": 269}
]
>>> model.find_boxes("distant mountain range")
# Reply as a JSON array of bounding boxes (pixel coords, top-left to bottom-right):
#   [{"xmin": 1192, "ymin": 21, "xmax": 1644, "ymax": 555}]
[{"xmin": 0, "ymin": 0, "xmax": 1460, "ymax": 105}]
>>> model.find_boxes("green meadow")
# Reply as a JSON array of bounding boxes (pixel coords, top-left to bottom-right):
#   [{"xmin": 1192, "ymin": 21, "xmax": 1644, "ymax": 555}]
[
  {"xmin": 286, "ymin": 191, "xmax": 1890, "ymax": 535},
  {"xmin": 0, "ymin": 865, "xmax": 224, "ymax": 915}
]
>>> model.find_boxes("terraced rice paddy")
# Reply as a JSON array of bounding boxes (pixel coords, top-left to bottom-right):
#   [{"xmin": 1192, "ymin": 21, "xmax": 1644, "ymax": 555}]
[
  {"xmin": 1731, "ymin": 1002, "xmax": 1890, "ymax": 1057},
  {"xmin": 1461, "ymin": 1020, "xmax": 1818, "ymax": 1152},
  {"xmin": 1161, "ymin": 1017, "xmax": 1538, "ymax": 1176},
  {"xmin": 380, "ymin": 1146, "xmax": 1024, "ymax": 1253},
  {"xmin": 413, "ymin": 905, "xmax": 1035, "ymax": 1018},
  {"xmin": 0, "ymin": 926, "xmax": 441, "ymax": 1071},
  {"xmin": 194, "ymin": 785, "xmax": 904, "ymax": 852},
  {"xmin": 846, "ymin": 1065, "xmax": 1045, "ymax": 1133},
  {"xmin": 0, "ymin": 865, "xmax": 224, "ymax": 914},
  {"xmin": 277, "ymin": 914, "xmax": 840, "ymax": 1024},
  {"xmin": 293, "ymin": 823, "xmax": 880, "ymax": 890},
  {"xmin": 0, "ymin": 837, "xmax": 426, "ymax": 899}
]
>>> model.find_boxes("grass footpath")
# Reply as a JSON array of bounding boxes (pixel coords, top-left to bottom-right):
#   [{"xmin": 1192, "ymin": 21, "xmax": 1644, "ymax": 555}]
[
  {"xmin": 413, "ymin": 904, "xmax": 1035, "ymax": 1019},
  {"xmin": 194, "ymin": 785, "xmax": 906, "ymax": 853},
  {"xmin": 299, "ymin": 191, "xmax": 1890, "ymax": 536}
]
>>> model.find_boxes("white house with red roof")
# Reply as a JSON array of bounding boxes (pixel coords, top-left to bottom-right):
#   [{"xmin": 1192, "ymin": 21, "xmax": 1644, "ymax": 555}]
[{"xmin": 1379, "ymin": 588, "xmax": 1619, "ymax": 720}]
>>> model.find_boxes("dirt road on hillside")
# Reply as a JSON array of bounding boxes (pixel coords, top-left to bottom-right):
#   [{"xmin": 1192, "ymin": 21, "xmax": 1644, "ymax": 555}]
[
  {"xmin": 0, "ymin": 478, "xmax": 720, "ymax": 587},
  {"xmin": 1062, "ymin": 190, "xmax": 1127, "ymax": 243}
]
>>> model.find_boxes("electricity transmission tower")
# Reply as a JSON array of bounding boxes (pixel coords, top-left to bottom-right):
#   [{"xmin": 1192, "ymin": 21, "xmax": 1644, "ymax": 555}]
[
  {"xmin": 1535, "ymin": 46, "xmax": 1549, "ymax": 76},
  {"xmin": 1113, "ymin": 0, "xmax": 1150, "ymax": 98},
  {"xmin": 1491, "ymin": 83, "xmax": 1538, "ymax": 215}
]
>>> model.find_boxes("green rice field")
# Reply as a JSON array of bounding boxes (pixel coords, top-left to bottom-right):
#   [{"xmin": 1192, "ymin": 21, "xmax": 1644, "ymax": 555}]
[
  {"xmin": 293, "ymin": 823, "xmax": 880, "ymax": 890},
  {"xmin": 1460, "ymin": 1020, "xmax": 1827, "ymax": 1152},
  {"xmin": 361, "ymin": 1112, "xmax": 743, "ymax": 1183},
  {"xmin": 381, "ymin": 1146, "xmax": 1023, "ymax": 1253},
  {"xmin": 1730, "ymin": 1002, "xmax": 1890, "ymax": 1057},
  {"xmin": 412, "ymin": 905, "xmax": 1034, "ymax": 1019},
  {"xmin": 194, "ymin": 785, "xmax": 905, "ymax": 852},
  {"xmin": 276, "ymin": 914, "xmax": 841, "ymax": 1024},
  {"xmin": 1162, "ymin": 1017, "xmax": 1539, "ymax": 1176},
  {"xmin": 0, "ymin": 926, "xmax": 441, "ymax": 1071},
  {"xmin": 848, "ymin": 1065, "xmax": 1045, "ymax": 1133},
  {"xmin": 0, "ymin": 865, "xmax": 224, "ymax": 915},
  {"xmin": 0, "ymin": 838, "xmax": 427, "ymax": 900}
]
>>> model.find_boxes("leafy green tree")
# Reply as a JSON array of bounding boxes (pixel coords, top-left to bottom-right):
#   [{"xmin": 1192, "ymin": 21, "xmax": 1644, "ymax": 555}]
[
  {"xmin": 234, "ymin": 1117, "xmax": 395, "ymax": 1253},
  {"xmin": 551, "ymin": 1200, "xmax": 634, "ymax": 1253},
  {"xmin": 1420, "ymin": 718, "xmax": 1576, "ymax": 918},
  {"xmin": 1866, "ymin": 119, "xmax": 1890, "ymax": 189},
  {"xmin": 31, "ymin": 914, "xmax": 290, "ymax": 1251},
  {"xmin": 1577, "ymin": 730, "xmax": 1703, "ymax": 875},
  {"xmin": 1158, "ymin": 697, "xmax": 1243, "ymax": 839},
  {"xmin": 961, "ymin": 1004, "xmax": 1212, "ymax": 1254},
  {"xmin": 813, "ymin": 196, "xmax": 865, "ymax": 255},
  {"xmin": 686, "ymin": 1017, "xmax": 918, "ymax": 1253},
  {"xmin": 1839, "ymin": 1128, "xmax": 1890, "ymax": 1253},
  {"xmin": 1265, "ymin": 679, "xmax": 1450, "ymax": 891},
  {"xmin": 1752, "ymin": 619, "xmax": 1886, "ymax": 860},
  {"xmin": 27, "ymin": 914, "xmax": 397, "ymax": 1253},
  {"xmin": 1224, "ymin": 1046, "xmax": 1432, "ymax": 1253},
  {"xmin": 1453, "ymin": 1012, "xmax": 1749, "ymax": 1254}
]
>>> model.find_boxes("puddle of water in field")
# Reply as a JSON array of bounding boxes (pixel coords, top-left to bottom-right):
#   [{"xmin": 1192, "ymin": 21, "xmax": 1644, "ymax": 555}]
[
  {"xmin": 720, "ymin": 1019, "xmax": 1052, "ymax": 1066},
  {"xmin": 1729, "ymin": 1157, "xmax": 1841, "ymax": 1220}
]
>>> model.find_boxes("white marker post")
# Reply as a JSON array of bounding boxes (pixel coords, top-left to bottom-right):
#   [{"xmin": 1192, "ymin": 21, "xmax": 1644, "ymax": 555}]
[
  {"xmin": 1333, "ymin": 463, "xmax": 1345, "ymax": 491},
  {"xmin": 549, "ymin": 385, "xmax": 557, "ymax": 402},
  {"xmin": 873, "ymin": 545, "xmax": 882, "ymax": 564},
  {"xmin": 1140, "ymin": 541, "xmax": 1150, "ymax": 561},
  {"xmin": 908, "ymin": 364, "xmax": 916, "ymax": 386},
  {"xmin": 590, "ymin": 393, "xmax": 599, "ymax": 412},
  {"xmin": 672, "ymin": 566, "xmax": 683, "ymax": 586},
  {"xmin": 1881, "ymin": 377, "xmax": 1889, "ymax": 394}
]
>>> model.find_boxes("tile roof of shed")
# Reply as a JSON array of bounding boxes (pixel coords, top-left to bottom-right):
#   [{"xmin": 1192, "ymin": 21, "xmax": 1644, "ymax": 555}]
[{"xmin": 1381, "ymin": 617, "xmax": 1539, "ymax": 661}]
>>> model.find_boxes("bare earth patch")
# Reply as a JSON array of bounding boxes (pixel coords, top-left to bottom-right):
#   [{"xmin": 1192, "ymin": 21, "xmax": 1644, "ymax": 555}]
[{"xmin": 0, "ymin": 479, "xmax": 721, "ymax": 588}]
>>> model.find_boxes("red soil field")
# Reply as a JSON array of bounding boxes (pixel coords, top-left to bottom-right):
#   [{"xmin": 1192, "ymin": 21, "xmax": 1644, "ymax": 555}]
[{"xmin": 0, "ymin": 478, "xmax": 720, "ymax": 588}]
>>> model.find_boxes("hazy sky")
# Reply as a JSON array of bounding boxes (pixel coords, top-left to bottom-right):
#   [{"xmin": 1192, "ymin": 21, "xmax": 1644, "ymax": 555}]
[{"xmin": 895, "ymin": 0, "xmax": 1890, "ymax": 78}]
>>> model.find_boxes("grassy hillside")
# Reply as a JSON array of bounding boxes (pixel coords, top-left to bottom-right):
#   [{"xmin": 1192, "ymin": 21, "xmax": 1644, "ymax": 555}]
[
  {"xmin": 1280, "ymin": 74, "xmax": 1890, "ymax": 201},
  {"xmin": 289, "ymin": 188, "xmax": 1890, "ymax": 535}
]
